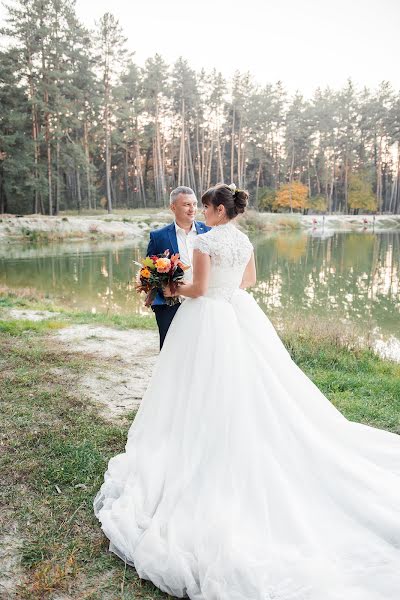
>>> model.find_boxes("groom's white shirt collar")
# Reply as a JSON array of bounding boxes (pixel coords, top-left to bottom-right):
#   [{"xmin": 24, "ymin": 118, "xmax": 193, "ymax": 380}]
[{"xmin": 174, "ymin": 220, "xmax": 197, "ymax": 235}]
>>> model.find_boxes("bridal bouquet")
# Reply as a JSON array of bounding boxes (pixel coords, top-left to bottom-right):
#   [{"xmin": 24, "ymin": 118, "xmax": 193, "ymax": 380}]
[{"xmin": 134, "ymin": 250, "xmax": 189, "ymax": 307}]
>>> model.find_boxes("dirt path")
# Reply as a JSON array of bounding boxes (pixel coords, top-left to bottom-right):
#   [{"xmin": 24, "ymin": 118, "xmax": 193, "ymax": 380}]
[
  {"xmin": 54, "ymin": 324, "xmax": 158, "ymax": 422},
  {"xmin": 2, "ymin": 308, "xmax": 159, "ymax": 423},
  {"xmin": 0, "ymin": 512, "xmax": 24, "ymax": 599}
]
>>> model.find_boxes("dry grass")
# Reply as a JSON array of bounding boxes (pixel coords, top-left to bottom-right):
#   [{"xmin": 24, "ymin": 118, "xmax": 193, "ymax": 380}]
[
  {"xmin": 238, "ymin": 210, "xmax": 302, "ymax": 232},
  {"xmin": 274, "ymin": 312, "xmax": 375, "ymax": 353}
]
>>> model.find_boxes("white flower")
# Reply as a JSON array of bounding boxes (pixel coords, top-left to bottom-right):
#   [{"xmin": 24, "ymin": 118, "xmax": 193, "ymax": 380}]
[{"xmin": 228, "ymin": 183, "xmax": 237, "ymax": 195}]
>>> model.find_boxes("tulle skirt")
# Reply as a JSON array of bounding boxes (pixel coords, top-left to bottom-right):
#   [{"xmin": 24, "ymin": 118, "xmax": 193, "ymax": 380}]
[{"xmin": 93, "ymin": 290, "xmax": 400, "ymax": 600}]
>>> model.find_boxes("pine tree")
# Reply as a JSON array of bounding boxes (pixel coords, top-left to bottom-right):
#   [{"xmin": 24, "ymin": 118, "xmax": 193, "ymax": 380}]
[
  {"xmin": 142, "ymin": 54, "xmax": 169, "ymax": 206},
  {"xmin": 95, "ymin": 12, "xmax": 130, "ymax": 213}
]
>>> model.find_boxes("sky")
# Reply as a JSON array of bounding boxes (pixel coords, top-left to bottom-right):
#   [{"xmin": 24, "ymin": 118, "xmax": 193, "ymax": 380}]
[{"xmin": 1, "ymin": 0, "xmax": 399, "ymax": 97}]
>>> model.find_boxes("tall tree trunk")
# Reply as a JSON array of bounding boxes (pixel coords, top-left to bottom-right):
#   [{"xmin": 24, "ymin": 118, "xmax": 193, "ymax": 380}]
[
  {"xmin": 255, "ymin": 158, "xmax": 262, "ymax": 210},
  {"xmin": 40, "ymin": 22, "xmax": 52, "ymax": 216},
  {"xmin": 216, "ymin": 110, "xmax": 224, "ymax": 183},
  {"xmin": 344, "ymin": 151, "xmax": 348, "ymax": 214},
  {"xmin": 206, "ymin": 140, "xmax": 213, "ymax": 190},
  {"xmin": 237, "ymin": 115, "xmax": 242, "ymax": 187},
  {"xmin": 28, "ymin": 52, "xmax": 40, "ymax": 213},
  {"xmin": 201, "ymin": 126, "xmax": 206, "ymax": 193},
  {"xmin": 76, "ymin": 166, "xmax": 82, "ymax": 212},
  {"xmin": 155, "ymin": 102, "xmax": 166, "ymax": 207},
  {"xmin": 314, "ymin": 157, "xmax": 321, "ymax": 195},
  {"xmin": 111, "ymin": 176, "xmax": 117, "ymax": 208},
  {"xmin": 289, "ymin": 144, "xmax": 295, "ymax": 213},
  {"xmin": 135, "ymin": 133, "xmax": 146, "ymax": 208},
  {"xmin": 153, "ymin": 137, "xmax": 160, "ymax": 206},
  {"xmin": 396, "ymin": 145, "xmax": 400, "ymax": 214},
  {"xmin": 103, "ymin": 46, "xmax": 112, "ymax": 213},
  {"xmin": 230, "ymin": 107, "xmax": 235, "ymax": 183},
  {"xmin": 55, "ymin": 134, "xmax": 60, "ymax": 215},
  {"xmin": 329, "ymin": 152, "xmax": 335, "ymax": 214},
  {"xmin": 195, "ymin": 119, "xmax": 202, "ymax": 197},
  {"xmin": 376, "ymin": 137, "xmax": 383, "ymax": 214},
  {"xmin": 178, "ymin": 98, "xmax": 185, "ymax": 185},
  {"xmin": 125, "ymin": 146, "xmax": 130, "ymax": 206},
  {"xmin": 83, "ymin": 119, "xmax": 92, "ymax": 210},
  {"xmin": 187, "ymin": 135, "xmax": 196, "ymax": 191},
  {"xmin": 105, "ymin": 106, "xmax": 112, "ymax": 212},
  {"xmin": 240, "ymin": 139, "xmax": 246, "ymax": 188},
  {"xmin": 46, "ymin": 115, "xmax": 53, "ymax": 215},
  {"xmin": 32, "ymin": 104, "xmax": 40, "ymax": 213},
  {"xmin": 0, "ymin": 167, "xmax": 8, "ymax": 214}
]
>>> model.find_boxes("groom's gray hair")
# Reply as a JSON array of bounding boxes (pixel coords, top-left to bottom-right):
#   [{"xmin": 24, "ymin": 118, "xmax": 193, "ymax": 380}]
[{"xmin": 170, "ymin": 186, "xmax": 196, "ymax": 205}]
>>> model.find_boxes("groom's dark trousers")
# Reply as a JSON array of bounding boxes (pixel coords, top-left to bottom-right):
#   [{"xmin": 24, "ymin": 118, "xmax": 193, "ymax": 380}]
[
  {"xmin": 153, "ymin": 303, "xmax": 181, "ymax": 350},
  {"xmin": 146, "ymin": 221, "xmax": 211, "ymax": 350}
]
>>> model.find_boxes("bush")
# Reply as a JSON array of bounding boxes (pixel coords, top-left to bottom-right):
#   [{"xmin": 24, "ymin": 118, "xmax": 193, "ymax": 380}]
[{"xmin": 257, "ymin": 187, "xmax": 276, "ymax": 212}]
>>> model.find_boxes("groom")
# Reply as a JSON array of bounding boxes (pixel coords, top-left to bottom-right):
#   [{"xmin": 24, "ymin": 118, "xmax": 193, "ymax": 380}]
[{"xmin": 147, "ymin": 186, "xmax": 211, "ymax": 349}]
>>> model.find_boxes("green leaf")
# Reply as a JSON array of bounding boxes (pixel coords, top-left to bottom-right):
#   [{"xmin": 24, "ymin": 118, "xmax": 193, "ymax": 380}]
[{"xmin": 142, "ymin": 257, "xmax": 156, "ymax": 269}]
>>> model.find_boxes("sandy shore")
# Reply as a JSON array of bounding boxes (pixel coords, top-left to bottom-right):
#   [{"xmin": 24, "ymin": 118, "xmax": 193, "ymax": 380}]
[{"xmin": 0, "ymin": 213, "xmax": 169, "ymax": 243}]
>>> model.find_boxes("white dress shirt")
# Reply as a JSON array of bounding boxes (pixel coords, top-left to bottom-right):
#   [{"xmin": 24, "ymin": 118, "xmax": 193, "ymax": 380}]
[{"xmin": 174, "ymin": 221, "xmax": 198, "ymax": 283}]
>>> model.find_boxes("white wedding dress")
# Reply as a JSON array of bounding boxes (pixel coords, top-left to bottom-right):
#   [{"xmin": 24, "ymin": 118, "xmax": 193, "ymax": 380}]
[{"xmin": 94, "ymin": 222, "xmax": 400, "ymax": 600}]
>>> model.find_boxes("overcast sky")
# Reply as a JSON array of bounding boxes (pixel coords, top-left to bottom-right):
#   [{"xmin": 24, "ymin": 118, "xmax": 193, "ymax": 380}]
[{"xmin": 2, "ymin": 0, "xmax": 399, "ymax": 97}]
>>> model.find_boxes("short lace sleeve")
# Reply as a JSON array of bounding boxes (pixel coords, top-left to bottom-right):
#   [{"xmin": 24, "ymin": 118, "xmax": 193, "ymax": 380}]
[{"xmin": 192, "ymin": 234, "xmax": 211, "ymax": 256}]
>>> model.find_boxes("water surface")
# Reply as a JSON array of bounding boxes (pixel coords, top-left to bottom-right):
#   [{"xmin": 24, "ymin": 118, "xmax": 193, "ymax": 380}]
[{"xmin": 1, "ymin": 231, "xmax": 399, "ymax": 355}]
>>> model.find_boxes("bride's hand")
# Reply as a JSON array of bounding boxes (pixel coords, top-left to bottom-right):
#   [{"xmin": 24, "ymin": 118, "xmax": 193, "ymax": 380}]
[
  {"xmin": 163, "ymin": 284, "xmax": 176, "ymax": 298},
  {"xmin": 163, "ymin": 282, "xmax": 186, "ymax": 298}
]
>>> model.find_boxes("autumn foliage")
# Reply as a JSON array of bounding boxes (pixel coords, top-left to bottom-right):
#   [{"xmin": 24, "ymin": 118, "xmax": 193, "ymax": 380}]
[{"xmin": 273, "ymin": 182, "xmax": 309, "ymax": 212}]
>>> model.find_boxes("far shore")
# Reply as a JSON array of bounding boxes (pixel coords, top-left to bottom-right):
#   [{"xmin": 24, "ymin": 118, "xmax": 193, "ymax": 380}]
[{"xmin": 0, "ymin": 210, "xmax": 399, "ymax": 244}]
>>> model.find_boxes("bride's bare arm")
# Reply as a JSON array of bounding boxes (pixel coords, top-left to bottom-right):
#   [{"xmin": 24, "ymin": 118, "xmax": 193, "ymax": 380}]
[
  {"xmin": 240, "ymin": 252, "xmax": 256, "ymax": 289},
  {"xmin": 165, "ymin": 250, "xmax": 211, "ymax": 299}
]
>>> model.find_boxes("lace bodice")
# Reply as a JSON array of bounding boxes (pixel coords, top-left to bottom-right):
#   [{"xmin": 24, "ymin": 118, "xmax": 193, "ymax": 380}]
[{"xmin": 192, "ymin": 222, "xmax": 253, "ymax": 300}]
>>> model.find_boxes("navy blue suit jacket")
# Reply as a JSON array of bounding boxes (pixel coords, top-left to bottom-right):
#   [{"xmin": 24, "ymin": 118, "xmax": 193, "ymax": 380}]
[{"xmin": 146, "ymin": 221, "xmax": 211, "ymax": 306}]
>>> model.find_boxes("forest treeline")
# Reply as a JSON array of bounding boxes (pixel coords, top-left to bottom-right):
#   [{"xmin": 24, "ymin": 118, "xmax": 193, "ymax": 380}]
[{"xmin": 1, "ymin": 0, "xmax": 400, "ymax": 215}]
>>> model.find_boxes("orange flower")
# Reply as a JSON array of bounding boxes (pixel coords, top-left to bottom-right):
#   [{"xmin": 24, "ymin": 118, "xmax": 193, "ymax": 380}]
[
  {"xmin": 140, "ymin": 267, "xmax": 151, "ymax": 278},
  {"xmin": 155, "ymin": 257, "xmax": 171, "ymax": 273}
]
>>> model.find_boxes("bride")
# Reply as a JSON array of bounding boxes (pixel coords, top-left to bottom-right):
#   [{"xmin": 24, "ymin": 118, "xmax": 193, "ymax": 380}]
[{"xmin": 94, "ymin": 183, "xmax": 400, "ymax": 600}]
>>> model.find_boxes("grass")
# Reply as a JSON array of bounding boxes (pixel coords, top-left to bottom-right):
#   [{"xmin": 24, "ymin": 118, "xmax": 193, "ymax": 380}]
[
  {"xmin": 280, "ymin": 319, "xmax": 400, "ymax": 432},
  {"xmin": 0, "ymin": 319, "xmax": 67, "ymax": 336},
  {"xmin": 1, "ymin": 287, "xmax": 399, "ymax": 597},
  {"xmin": 0, "ymin": 286, "xmax": 157, "ymax": 331},
  {"xmin": 1, "ymin": 334, "xmax": 168, "ymax": 599},
  {"xmin": 238, "ymin": 210, "xmax": 303, "ymax": 232}
]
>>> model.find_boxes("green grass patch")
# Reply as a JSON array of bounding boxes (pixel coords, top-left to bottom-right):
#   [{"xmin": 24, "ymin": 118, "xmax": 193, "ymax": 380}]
[
  {"xmin": 0, "ymin": 319, "xmax": 66, "ymax": 336},
  {"xmin": 64, "ymin": 309, "xmax": 156, "ymax": 330},
  {"xmin": 1, "ymin": 334, "xmax": 169, "ymax": 598},
  {"xmin": 0, "ymin": 286, "xmax": 157, "ymax": 331},
  {"xmin": 282, "ymin": 330, "xmax": 400, "ymax": 432}
]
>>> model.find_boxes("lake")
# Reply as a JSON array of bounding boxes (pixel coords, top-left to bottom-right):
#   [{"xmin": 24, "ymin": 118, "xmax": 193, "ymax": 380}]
[{"xmin": 1, "ymin": 230, "xmax": 399, "ymax": 357}]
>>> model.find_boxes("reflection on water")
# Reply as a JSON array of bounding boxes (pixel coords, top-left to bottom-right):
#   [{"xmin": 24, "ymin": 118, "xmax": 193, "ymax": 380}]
[
  {"xmin": 0, "ymin": 242, "xmax": 150, "ymax": 316},
  {"xmin": 1, "ymin": 231, "xmax": 399, "ymax": 342},
  {"xmin": 251, "ymin": 232, "xmax": 400, "ymax": 336}
]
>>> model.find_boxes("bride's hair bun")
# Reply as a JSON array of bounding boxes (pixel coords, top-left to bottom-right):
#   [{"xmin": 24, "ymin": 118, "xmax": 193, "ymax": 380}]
[
  {"xmin": 201, "ymin": 183, "xmax": 249, "ymax": 219},
  {"xmin": 232, "ymin": 188, "xmax": 248, "ymax": 215}
]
